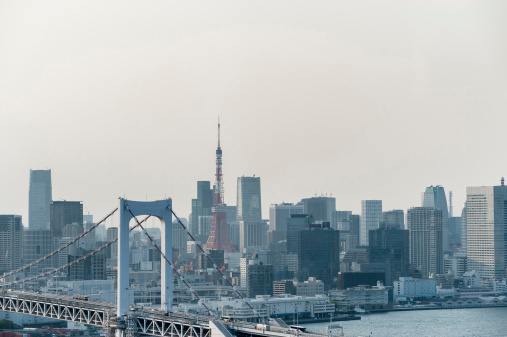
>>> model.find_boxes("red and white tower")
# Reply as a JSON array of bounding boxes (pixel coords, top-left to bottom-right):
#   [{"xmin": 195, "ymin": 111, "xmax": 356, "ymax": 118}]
[{"xmin": 204, "ymin": 119, "xmax": 236, "ymax": 252}]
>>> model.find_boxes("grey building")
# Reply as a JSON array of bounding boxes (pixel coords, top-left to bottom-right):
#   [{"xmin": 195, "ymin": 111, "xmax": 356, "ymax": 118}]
[
  {"xmin": 360, "ymin": 200, "xmax": 382, "ymax": 246},
  {"xmin": 382, "ymin": 210, "xmax": 404, "ymax": 229},
  {"xmin": 407, "ymin": 207, "xmax": 443, "ymax": 278},
  {"xmin": 368, "ymin": 226, "xmax": 410, "ymax": 283},
  {"xmin": 246, "ymin": 261, "xmax": 273, "ymax": 298},
  {"xmin": 50, "ymin": 201, "xmax": 83, "ymax": 238},
  {"xmin": 297, "ymin": 223, "xmax": 340, "ymax": 290},
  {"xmin": 286, "ymin": 214, "xmax": 314, "ymax": 254},
  {"xmin": 269, "ymin": 203, "xmax": 304, "ymax": 232},
  {"xmin": 28, "ymin": 169, "xmax": 52, "ymax": 230},
  {"xmin": 190, "ymin": 181, "xmax": 214, "ymax": 236},
  {"xmin": 0, "ymin": 215, "xmax": 23, "ymax": 274},
  {"xmin": 23, "ymin": 229, "xmax": 54, "ymax": 274},
  {"xmin": 422, "ymin": 185, "xmax": 450, "ymax": 251},
  {"xmin": 300, "ymin": 196, "xmax": 336, "ymax": 225},
  {"xmin": 237, "ymin": 176, "xmax": 264, "ymax": 253}
]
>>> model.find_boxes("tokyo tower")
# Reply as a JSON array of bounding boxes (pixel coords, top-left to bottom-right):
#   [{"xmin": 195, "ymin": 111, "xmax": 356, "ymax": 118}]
[{"xmin": 204, "ymin": 119, "xmax": 236, "ymax": 252}]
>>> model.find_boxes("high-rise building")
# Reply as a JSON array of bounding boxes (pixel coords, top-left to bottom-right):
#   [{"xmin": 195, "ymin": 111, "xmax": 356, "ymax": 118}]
[
  {"xmin": 269, "ymin": 203, "xmax": 304, "ymax": 232},
  {"xmin": 28, "ymin": 169, "xmax": 52, "ymax": 230},
  {"xmin": 360, "ymin": 200, "xmax": 382, "ymax": 246},
  {"xmin": 407, "ymin": 207, "xmax": 443, "ymax": 278},
  {"xmin": 297, "ymin": 223, "xmax": 340, "ymax": 290},
  {"xmin": 204, "ymin": 121, "xmax": 235, "ymax": 252},
  {"xmin": 422, "ymin": 186, "xmax": 450, "ymax": 251},
  {"xmin": 23, "ymin": 229, "xmax": 54, "ymax": 273},
  {"xmin": 50, "ymin": 201, "xmax": 83, "ymax": 238},
  {"xmin": 286, "ymin": 214, "xmax": 314, "ymax": 254},
  {"xmin": 382, "ymin": 210, "xmax": 404, "ymax": 229},
  {"xmin": 300, "ymin": 196, "xmax": 336, "ymax": 224},
  {"xmin": 190, "ymin": 181, "xmax": 214, "ymax": 235},
  {"xmin": 246, "ymin": 260, "xmax": 274, "ymax": 298},
  {"xmin": 368, "ymin": 225, "xmax": 410, "ymax": 283},
  {"xmin": 461, "ymin": 203, "xmax": 467, "ymax": 252},
  {"xmin": 466, "ymin": 183, "xmax": 507, "ymax": 281},
  {"xmin": 0, "ymin": 215, "xmax": 23, "ymax": 274},
  {"xmin": 237, "ymin": 176, "xmax": 264, "ymax": 253}
]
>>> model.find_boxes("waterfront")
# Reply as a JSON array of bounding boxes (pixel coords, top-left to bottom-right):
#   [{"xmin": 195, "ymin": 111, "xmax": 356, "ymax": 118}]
[{"xmin": 303, "ymin": 307, "xmax": 507, "ymax": 337}]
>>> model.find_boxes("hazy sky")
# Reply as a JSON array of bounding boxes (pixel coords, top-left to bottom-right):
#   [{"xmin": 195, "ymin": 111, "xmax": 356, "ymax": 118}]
[{"xmin": 1, "ymin": 1, "xmax": 506, "ymax": 226}]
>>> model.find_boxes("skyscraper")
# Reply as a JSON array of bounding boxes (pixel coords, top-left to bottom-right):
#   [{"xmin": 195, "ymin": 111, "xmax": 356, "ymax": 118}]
[
  {"xmin": 360, "ymin": 200, "xmax": 382, "ymax": 246},
  {"xmin": 382, "ymin": 210, "xmax": 404, "ymax": 229},
  {"xmin": 50, "ymin": 201, "xmax": 83, "ymax": 238},
  {"xmin": 28, "ymin": 169, "xmax": 52, "ymax": 230},
  {"xmin": 297, "ymin": 223, "xmax": 340, "ymax": 290},
  {"xmin": 300, "ymin": 196, "xmax": 336, "ymax": 224},
  {"xmin": 466, "ymin": 183, "xmax": 507, "ymax": 281},
  {"xmin": 269, "ymin": 202, "xmax": 304, "ymax": 232},
  {"xmin": 237, "ymin": 176, "xmax": 264, "ymax": 253},
  {"xmin": 0, "ymin": 215, "xmax": 23, "ymax": 274},
  {"xmin": 422, "ymin": 185, "xmax": 450, "ymax": 251},
  {"xmin": 204, "ymin": 121, "xmax": 235, "ymax": 252},
  {"xmin": 407, "ymin": 207, "xmax": 443, "ymax": 278},
  {"xmin": 369, "ymin": 225, "xmax": 410, "ymax": 283},
  {"xmin": 190, "ymin": 181, "xmax": 213, "ymax": 235}
]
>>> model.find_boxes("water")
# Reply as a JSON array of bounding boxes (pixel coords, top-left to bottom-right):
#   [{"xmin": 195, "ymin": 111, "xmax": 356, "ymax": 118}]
[{"xmin": 303, "ymin": 307, "xmax": 507, "ymax": 337}]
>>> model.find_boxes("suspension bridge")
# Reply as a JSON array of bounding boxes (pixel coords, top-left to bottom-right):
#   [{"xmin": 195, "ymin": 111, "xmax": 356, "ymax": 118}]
[{"xmin": 0, "ymin": 199, "xmax": 334, "ymax": 337}]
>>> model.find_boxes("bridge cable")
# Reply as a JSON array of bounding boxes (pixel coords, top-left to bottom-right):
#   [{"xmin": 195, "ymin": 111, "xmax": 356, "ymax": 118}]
[
  {"xmin": 171, "ymin": 209, "xmax": 262, "ymax": 319},
  {"xmin": 2, "ymin": 207, "xmax": 119, "ymax": 279},
  {"xmin": 2, "ymin": 216, "xmax": 151, "ymax": 288},
  {"xmin": 126, "ymin": 207, "xmax": 218, "ymax": 320}
]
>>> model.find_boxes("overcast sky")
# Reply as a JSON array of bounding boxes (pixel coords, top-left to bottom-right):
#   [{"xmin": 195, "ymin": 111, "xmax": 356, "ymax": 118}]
[{"xmin": 1, "ymin": 1, "xmax": 506, "ymax": 227}]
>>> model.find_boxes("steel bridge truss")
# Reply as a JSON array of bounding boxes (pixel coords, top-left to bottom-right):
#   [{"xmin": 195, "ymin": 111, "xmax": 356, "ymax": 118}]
[
  {"xmin": 134, "ymin": 315, "xmax": 210, "ymax": 337},
  {"xmin": 0, "ymin": 292, "xmax": 111, "ymax": 327}
]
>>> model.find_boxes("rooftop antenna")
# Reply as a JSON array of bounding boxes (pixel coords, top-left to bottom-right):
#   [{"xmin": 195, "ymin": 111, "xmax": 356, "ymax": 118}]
[{"xmin": 502, "ymin": 177, "xmax": 505, "ymax": 186}]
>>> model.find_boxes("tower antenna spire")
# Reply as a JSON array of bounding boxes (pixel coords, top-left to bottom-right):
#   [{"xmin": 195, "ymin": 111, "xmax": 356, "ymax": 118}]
[{"xmin": 205, "ymin": 117, "xmax": 236, "ymax": 252}]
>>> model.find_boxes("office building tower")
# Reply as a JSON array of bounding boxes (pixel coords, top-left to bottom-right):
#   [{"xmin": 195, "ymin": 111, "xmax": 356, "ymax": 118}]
[
  {"xmin": 360, "ymin": 200, "xmax": 382, "ymax": 246},
  {"xmin": 107, "ymin": 227, "xmax": 119, "ymax": 259},
  {"xmin": 237, "ymin": 176, "xmax": 263, "ymax": 253},
  {"xmin": 0, "ymin": 215, "xmax": 23, "ymax": 274},
  {"xmin": 368, "ymin": 226, "xmax": 410, "ymax": 283},
  {"xmin": 334, "ymin": 211, "xmax": 360, "ymax": 252},
  {"xmin": 286, "ymin": 214, "xmax": 314, "ymax": 254},
  {"xmin": 172, "ymin": 220, "xmax": 187, "ymax": 251},
  {"xmin": 23, "ymin": 229, "xmax": 54, "ymax": 273},
  {"xmin": 28, "ymin": 169, "xmax": 52, "ymax": 230},
  {"xmin": 449, "ymin": 216, "xmax": 462, "ymax": 248},
  {"xmin": 407, "ymin": 207, "xmax": 444, "ymax": 278},
  {"xmin": 204, "ymin": 121, "xmax": 236, "ymax": 252},
  {"xmin": 190, "ymin": 181, "xmax": 214, "ymax": 235},
  {"xmin": 466, "ymin": 183, "xmax": 507, "ymax": 281},
  {"xmin": 246, "ymin": 260, "xmax": 273, "ymax": 298},
  {"xmin": 422, "ymin": 185, "xmax": 450, "ymax": 251},
  {"xmin": 300, "ymin": 196, "xmax": 336, "ymax": 224},
  {"xmin": 269, "ymin": 203, "xmax": 304, "ymax": 232},
  {"xmin": 297, "ymin": 223, "xmax": 340, "ymax": 290},
  {"xmin": 50, "ymin": 201, "xmax": 83, "ymax": 238},
  {"xmin": 382, "ymin": 210, "xmax": 404, "ymax": 229},
  {"xmin": 461, "ymin": 203, "xmax": 467, "ymax": 252}
]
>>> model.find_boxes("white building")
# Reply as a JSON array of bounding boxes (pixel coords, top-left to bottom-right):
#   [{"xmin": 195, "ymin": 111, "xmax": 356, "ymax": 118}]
[
  {"xmin": 466, "ymin": 184, "xmax": 507, "ymax": 281},
  {"xmin": 294, "ymin": 277, "xmax": 325, "ymax": 297},
  {"xmin": 329, "ymin": 285, "xmax": 389, "ymax": 310},
  {"xmin": 394, "ymin": 277, "xmax": 436, "ymax": 296},
  {"xmin": 463, "ymin": 270, "xmax": 480, "ymax": 288},
  {"xmin": 209, "ymin": 295, "xmax": 335, "ymax": 321},
  {"xmin": 360, "ymin": 200, "xmax": 382, "ymax": 246},
  {"xmin": 444, "ymin": 252, "xmax": 467, "ymax": 279}
]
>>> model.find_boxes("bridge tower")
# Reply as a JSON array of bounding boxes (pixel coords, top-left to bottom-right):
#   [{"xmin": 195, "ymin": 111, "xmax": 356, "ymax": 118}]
[{"xmin": 117, "ymin": 198, "xmax": 173, "ymax": 318}]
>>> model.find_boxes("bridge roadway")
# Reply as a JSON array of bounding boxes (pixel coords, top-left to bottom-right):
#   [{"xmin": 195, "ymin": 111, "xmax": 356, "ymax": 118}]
[{"xmin": 0, "ymin": 291, "xmax": 329, "ymax": 337}]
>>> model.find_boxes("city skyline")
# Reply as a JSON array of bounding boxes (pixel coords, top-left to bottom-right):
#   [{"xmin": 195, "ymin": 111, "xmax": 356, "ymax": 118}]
[{"xmin": 1, "ymin": 1, "xmax": 506, "ymax": 225}]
